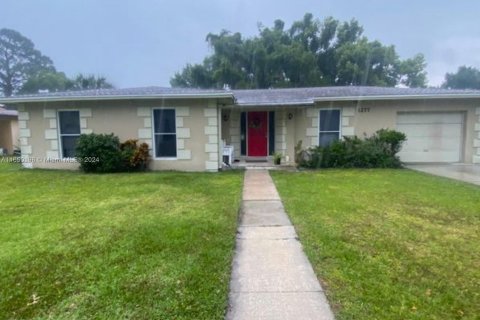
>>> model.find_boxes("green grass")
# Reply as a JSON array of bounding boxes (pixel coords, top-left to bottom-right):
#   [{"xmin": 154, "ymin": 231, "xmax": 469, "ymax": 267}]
[
  {"xmin": 0, "ymin": 163, "xmax": 243, "ymax": 319},
  {"xmin": 271, "ymin": 169, "xmax": 480, "ymax": 320}
]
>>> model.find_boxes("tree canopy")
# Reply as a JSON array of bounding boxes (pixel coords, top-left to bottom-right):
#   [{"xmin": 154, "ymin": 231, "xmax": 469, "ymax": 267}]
[
  {"xmin": 19, "ymin": 72, "xmax": 114, "ymax": 94},
  {"xmin": 442, "ymin": 66, "xmax": 480, "ymax": 90},
  {"xmin": 68, "ymin": 74, "xmax": 114, "ymax": 91},
  {"xmin": 0, "ymin": 28, "xmax": 114, "ymax": 96},
  {"xmin": 19, "ymin": 71, "xmax": 70, "ymax": 94},
  {"xmin": 0, "ymin": 28, "xmax": 55, "ymax": 96},
  {"xmin": 171, "ymin": 14, "xmax": 427, "ymax": 89}
]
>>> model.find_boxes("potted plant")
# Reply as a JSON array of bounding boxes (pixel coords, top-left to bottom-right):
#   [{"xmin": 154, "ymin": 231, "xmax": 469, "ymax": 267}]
[{"xmin": 273, "ymin": 152, "xmax": 282, "ymax": 165}]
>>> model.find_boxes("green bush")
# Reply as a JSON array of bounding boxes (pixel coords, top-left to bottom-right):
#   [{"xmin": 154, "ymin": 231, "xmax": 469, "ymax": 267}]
[
  {"xmin": 75, "ymin": 134, "xmax": 150, "ymax": 173},
  {"xmin": 76, "ymin": 133, "xmax": 123, "ymax": 173},
  {"xmin": 299, "ymin": 129, "xmax": 406, "ymax": 169}
]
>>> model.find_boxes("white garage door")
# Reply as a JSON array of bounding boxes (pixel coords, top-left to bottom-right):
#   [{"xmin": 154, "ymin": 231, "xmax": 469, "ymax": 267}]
[{"xmin": 396, "ymin": 112, "xmax": 463, "ymax": 163}]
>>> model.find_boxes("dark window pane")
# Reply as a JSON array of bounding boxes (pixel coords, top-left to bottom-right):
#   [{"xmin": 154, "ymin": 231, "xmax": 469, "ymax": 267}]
[
  {"xmin": 62, "ymin": 136, "xmax": 79, "ymax": 158},
  {"xmin": 240, "ymin": 112, "xmax": 246, "ymax": 156},
  {"xmin": 153, "ymin": 109, "xmax": 176, "ymax": 133},
  {"xmin": 319, "ymin": 110, "xmax": 340, "ymax": 131},
  {"xmin": 319, "ymin": 132, "xmax": 339, "ymax": 147},
  {"xmin": 268, "ymin": 111, "xmax": 275, "ymax": 155},
  {"xmin": 155, "ymin": 134, "xmax": 177, "ymax": 157},
  {"xmin": 59, "ymin": 111, "xmax": 80, "ymax": 134}
]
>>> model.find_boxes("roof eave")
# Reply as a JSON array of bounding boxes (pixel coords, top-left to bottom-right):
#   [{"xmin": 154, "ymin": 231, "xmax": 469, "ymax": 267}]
[
  {"xmin": 314, "ymin": 94, "xmax": 480, "ymax": 102},
  {"xmin": 234, "ymin": 101, "xmax": 314, "ymax": 107},
  {"xmin": 0, "ymin": 92, "xmax": 234, "ymax": 104}
]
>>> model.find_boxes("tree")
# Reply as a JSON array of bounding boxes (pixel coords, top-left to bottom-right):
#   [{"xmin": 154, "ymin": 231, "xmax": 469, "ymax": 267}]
[
  {"xmin": 442, "ymin": 66, "xmax": 480, "ymax": 89},
  {"xmin": 19, "ymin": 71, "xmax": 71, "ymax": 94},
  {"xmin": 171, "ymin": 14, "xmax": 428, "ymax": 89},
  {"xmin": 0, "ymin": 28, "xmax": 55, "ymax": 96},
  {"xmin": 69, "ymin": 74, "xmax": 114, "ymax": 90},
  {"xmin": 170, "ymin": 63, "xmax": 214, "ymax": 88},
  {"xmin": 335, "ymin": 39, "xmax": 399, "ymax": 86},
  {"xmin": 398, "ymin": 54, "xmax": 427, "ymax": 88}
]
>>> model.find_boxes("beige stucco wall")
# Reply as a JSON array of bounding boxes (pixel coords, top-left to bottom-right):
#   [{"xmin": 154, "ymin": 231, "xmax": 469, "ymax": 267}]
[
  {"xmin": 351, "ymin": 99, "xmax": 478, "ymax": 163},
  {"xmin": 0, "ymin": 117, "xmax": 17, "ymax": 155},
  {"xmin": 11, "ymin": 118, "xmax": 19, "ymax": 153},
  {"xmin": 19, "ymin": 98, "xmax": 222, "ymax": 171},
  {"xmin": 474, "ymin": 107, "xmax": 480, "ymax": 163},
  {"xmin": 222, "ymin": 106, "xmax": 241, "ymax": 159},
  {"xmin": 293, "ymin": 99, "xmax": 480, "ymax": 164},
  {"xmin": 224, "ymin": 98, "xmax": 480, "ymax": 165},
  {"xmin": 17, "ymin": 97, "xmax": 480, "ymax": 170}
]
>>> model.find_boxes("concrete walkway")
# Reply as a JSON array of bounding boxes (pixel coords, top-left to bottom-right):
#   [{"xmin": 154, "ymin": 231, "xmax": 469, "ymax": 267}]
[
  {"xmin": 226, "ymin": 170, "xmax": 334, "ymax": 320},
  {"xmin": 408, "ymin": 164, "xmax": 480, "ymax": 186}
]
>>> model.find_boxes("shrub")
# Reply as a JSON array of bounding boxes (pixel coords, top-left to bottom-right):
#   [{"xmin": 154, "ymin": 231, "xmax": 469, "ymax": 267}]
[
  {"xmin": 299, "ymin": 129, "xmax": 407, "ymax": 169},
  {"xmin": 373, "ymin": 128, "xmax": 407, "ymax": 156},
  {"xmin": 120, "ymin": 139, "xmax": 150, "ymax": 171},
  {"xmin": 76, "ymin": 133, "xmax": 123, "ymax": 173},
  {"xmin": 76, "ymin": 134, "xmax": 150, "ymax": 173}
]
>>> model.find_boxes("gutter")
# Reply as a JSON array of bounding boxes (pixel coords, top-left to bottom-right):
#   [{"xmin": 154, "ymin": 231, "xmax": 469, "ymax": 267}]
[
  {"xmin": 313, "ymin": 94, "xmax": 480, "ymax": 102},
  {"xmin": 0, "ymin": 92, "xmax": 235, "ymax": 104}
]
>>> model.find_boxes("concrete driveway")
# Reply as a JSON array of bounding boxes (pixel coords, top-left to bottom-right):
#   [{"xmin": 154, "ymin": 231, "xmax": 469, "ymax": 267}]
[{"xmin": 407, "ymin": 164, "xmax": 480, "ymax": 186}]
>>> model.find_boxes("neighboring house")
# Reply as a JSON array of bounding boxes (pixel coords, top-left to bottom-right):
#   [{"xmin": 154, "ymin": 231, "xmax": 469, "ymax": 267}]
[
  {"xmin": 0, "ymin": 86, "xmax": 479, "ymax": 171},
  {"xmin": 0, "ymin": 106, "xmax": 19, "ymax": 155}
]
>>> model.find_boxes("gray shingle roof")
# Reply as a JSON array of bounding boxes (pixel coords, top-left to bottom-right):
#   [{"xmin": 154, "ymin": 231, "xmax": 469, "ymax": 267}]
[
  {"xmin": 1, "ymin": 86, "xmax": 480, "ymax": 105},
  {"xmin": 12, "ymin": 86, "xmax": 229, "ymax": 98},
  {"xmin": 0, "ymin": 87, "xmax": 233, "ymax": 104},
  {"xmin": 232, "ymin": 86, "xmax": 480, "ymax": 106}
]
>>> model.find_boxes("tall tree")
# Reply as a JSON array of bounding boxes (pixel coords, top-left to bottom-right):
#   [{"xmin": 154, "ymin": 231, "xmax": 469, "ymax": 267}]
[
  {"xmin": 442, "ymin": 66, "xmax": 480, "ymax": 89},
  {"xmin": 0, "ymin": 28, "xmax": 55, "ymax": 96},
  {"xmin": 171, "ymin": 14, "xmax": 428, "ymax": 89}
]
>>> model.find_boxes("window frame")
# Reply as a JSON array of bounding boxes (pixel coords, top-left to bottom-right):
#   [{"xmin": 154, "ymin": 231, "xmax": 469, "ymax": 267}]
[
  {"xmin": 152, "ymin": 108, "xmax": 177, "ymax": 160},
  {"xmin": 57, "ymin": 110, "xmax": 81, "ymax": 159},
  {"xmin": 318, "ymin": 108, "xmax": 342, "ymax": 147}
]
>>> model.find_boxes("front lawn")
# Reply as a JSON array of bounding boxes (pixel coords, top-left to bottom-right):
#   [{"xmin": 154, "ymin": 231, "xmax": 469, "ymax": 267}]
[
  {"xmin": 271, "ymin": 169, "xmax": 480, "ymax": 320},
  {"xmin": 0, "ymin": 163, "xmax": 243, "ymax": 319}
]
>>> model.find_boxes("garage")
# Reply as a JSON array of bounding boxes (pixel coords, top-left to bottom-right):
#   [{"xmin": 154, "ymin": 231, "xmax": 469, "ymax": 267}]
[{"xmin": 396, "ymin": 112, "xmax": 464, "ymax": 163}]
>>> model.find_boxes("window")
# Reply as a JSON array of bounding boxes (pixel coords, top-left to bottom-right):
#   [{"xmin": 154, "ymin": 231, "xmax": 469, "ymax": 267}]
[
  {"xmin": 58, "ymin": 111, "xmax": 81, "ymax": 158},
  {"xmin": 319, "ymin": 109, "xmax": 341, "ymax": 147},
  {"xmin": 153, "ymin": 109, "xmax": 176, "ymax": 158}
]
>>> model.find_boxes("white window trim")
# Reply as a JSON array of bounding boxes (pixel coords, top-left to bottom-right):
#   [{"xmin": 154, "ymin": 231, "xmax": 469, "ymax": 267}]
[
  {"xmin": 318, "ymin": 108, "xmax": 342, "ymax": 146},
  {"xmin": 152, "ymin": 107, "xmax": 177, "ymax": 160},
  {"xmin": 57, "ymin": 110, "xmax": 81, "ymax": 159}
]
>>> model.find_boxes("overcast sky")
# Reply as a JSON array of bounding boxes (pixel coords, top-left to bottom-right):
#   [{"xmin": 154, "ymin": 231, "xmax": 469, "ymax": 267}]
[{"xmin": 3, "ymin": 0, "xmax": 480, "ymax": 88}]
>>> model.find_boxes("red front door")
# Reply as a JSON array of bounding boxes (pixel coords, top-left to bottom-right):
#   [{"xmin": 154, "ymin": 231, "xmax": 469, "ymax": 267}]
[{"xmin": 247, "ymin": 111, "xmax": 268, "ymax": 156}]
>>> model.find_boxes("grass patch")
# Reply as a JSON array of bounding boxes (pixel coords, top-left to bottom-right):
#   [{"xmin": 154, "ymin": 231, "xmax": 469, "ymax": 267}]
[
  {"xmin": 271, "ymin": 169, "xmax": 480, "ymax": 320},
  {"xmin": 0, "ymin": 163, "xmax": 243, "ymax": 319}
]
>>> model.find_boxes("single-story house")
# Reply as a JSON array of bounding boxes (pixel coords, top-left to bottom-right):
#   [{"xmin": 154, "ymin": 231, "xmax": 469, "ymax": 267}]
[
  {"xmin": 0, "ymin": 106, "xmax": 19, "ymax": 155},
  {"xmin": 0, "ymin": 86, "xmax": 479, "ymax": 171}
]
